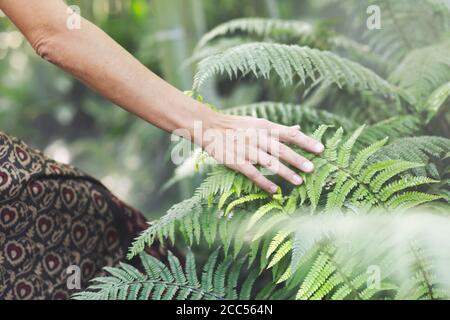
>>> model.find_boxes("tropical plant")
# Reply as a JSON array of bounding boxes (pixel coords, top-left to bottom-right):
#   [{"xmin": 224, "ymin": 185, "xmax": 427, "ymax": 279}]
[{"xmin": 77, "ymin": 0, "xmax": 450, "ymax": 300}]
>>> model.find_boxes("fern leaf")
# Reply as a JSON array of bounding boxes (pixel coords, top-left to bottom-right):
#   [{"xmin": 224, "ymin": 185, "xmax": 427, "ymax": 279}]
[
  {"xmin": 358, "ymin": 116, "xmax": 420, "ymax": 147},
  {"xmin": 337, "ymin": 125, "xmax": 365, "ymax": 167},
  {"xmin": 296, "ymin": 251, "xmax": 334, "ymax": 300},
  {"xmin": 225, "ymin": 193, "xmax": 268, "ymax": 216},
  {"xmin": 267, "ymin": 230, "xmax": 292, "ymax": 259},
  {"xmin": 247, "ymin": 201, "xmax": 284, "ymax": 231},
  {"xmin": 389, "ymin": 41, "xmax": 450, "ymax": 105},
  {"xmin": 379, "ymin": 177, "xmax": 439, "ymax": 201},
  {"xmin": 421, "ymin": 81, "xmax": 450, "ymax": 123},
  {"xmin": 195, "ymin": 18, "xmax": 316, "ymax": 51},
  {"xmin": 369, "ymin": 136, "xmax": 450, "ymax": 178},
  {"xmin": 193, "ymin": 42, "xmax": 402, "ymax": 99},
  {"xmin": 386, "ymin": 192, "xmax": 442, "ymax": 210},
  {"xmin": 225, "ymin": 101, "xmax": 354, "ymax": 131},
  {"xmin": 268, "ymin": 240, "xmax": 293, "ymax": 269},
  {"xmin": 75, "ymin": 250, "xmax": 260, "ymax": 301}
]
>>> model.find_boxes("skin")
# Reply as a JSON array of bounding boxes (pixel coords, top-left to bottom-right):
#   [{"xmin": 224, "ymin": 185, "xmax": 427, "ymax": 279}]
[{"xmin": 0, "ymin": 0, "xmax": 325, "ymax": 194}]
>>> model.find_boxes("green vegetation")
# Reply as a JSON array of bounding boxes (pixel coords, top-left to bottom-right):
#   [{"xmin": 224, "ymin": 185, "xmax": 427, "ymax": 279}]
[
  {"xmin": 76, "ymin": 0, "xmax": 450, "ymax": 300},
  {"xmin": 1, "ymin": 0, "xmax": 449, "ymax": 300}
]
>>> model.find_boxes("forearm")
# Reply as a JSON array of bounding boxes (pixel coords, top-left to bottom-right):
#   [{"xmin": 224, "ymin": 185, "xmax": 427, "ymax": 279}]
[
  {"xmin": 0, "ymin": 0, "xmax": 217, "ymax": 137},
  {"xmin": 45, "ymin": 18, "xmax": 218, "ymax": 136}
]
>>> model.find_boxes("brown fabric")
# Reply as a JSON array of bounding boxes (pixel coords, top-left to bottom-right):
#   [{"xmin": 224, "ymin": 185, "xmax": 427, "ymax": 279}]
[{"xmin": 0, "ymin": 132, "xmax": 163, "ymax": 300}]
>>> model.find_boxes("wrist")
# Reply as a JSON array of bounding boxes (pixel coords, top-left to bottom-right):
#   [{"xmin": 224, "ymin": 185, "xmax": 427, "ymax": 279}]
[{"xmin": 190, "ymin": 106, "xmax": 227, "ymax": 147}]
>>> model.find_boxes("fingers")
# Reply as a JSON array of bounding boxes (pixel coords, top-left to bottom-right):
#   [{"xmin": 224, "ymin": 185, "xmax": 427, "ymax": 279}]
[
  {"xmin": 265, "ymin": 139, "xmax": 316, "ymax": 173},
  {"xmin": 273, "ymin": 124, "xmax": 325, "ymax": 154},
  {"xmin": 248, "ymin": 148, "xmax": 303, "ymax": 186},
  {"xmin": 206, "ymin": 119, "xmax": 326, "ymax": 194},
  {"xmin": 229, "ymin": 162, "xmax": 279, "ymax": 194},
  {"xmin": 257, "ymin": 132, "xmax": 315, "ymax": 173}
]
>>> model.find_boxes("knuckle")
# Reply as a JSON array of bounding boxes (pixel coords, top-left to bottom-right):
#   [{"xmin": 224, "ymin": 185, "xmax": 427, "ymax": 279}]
[
  {"xmin": 248, "ymin": 170, "xmax": 262, "ymax": 180},
  {"xmin": 266, "ymin": 158, "xmax": 274, "ymax": 168},
  {"xmin": 288, "ymin": 129, "xmax": 300, "ymax": 139},
  {"xmin": 269, "ymin": 159, "xmax": 282, "ymax": 172}
]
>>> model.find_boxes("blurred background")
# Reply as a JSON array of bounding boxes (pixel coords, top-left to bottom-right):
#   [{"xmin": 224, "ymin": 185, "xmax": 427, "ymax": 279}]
[{"xmin": 0, "ymin": 0, "xmax": 353, "ymax": 219}]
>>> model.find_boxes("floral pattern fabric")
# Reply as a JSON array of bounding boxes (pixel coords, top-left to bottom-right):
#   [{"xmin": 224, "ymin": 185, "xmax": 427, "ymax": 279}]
[{"xmin": 0, "ymin": 132, "xmax": 162, "ymax": 300}]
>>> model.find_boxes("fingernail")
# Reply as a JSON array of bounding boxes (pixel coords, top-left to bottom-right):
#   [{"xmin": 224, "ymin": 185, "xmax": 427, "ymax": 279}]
[
  {"xmin": 314, "ymin": 143, "xmax": 325, "ymax": 153},
  {"xmin": 301, "ymin": 161, "xmax": 314, "ymax": 172},
  {"xmin": 269, "ymin": 185, "xmax": 278, "ymax": 194},
  {"xmin": 292, "ymin": 175, "xmax": 303, "ymax": 185}
]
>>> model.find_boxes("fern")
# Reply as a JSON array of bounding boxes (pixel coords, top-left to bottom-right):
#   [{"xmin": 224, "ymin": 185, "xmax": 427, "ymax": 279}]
[
  {"xmin": 294, "ymin": 248, "xmax": 396, "ymax": 300},
  {"xmin": 330, "ymin": 35, "xmax": 388, "ymax": 74},
  {"xmin": 75, "ymin": 250, "xmax": 258, "ymax": 300},
  {"xmin": 421, "ymin": 81, "xmax": 450, "ymax": 123},
  {"xmin": 357, "ymin": 116, "xmax": 420, "ymax": 146},
  {"xmin": 389, "ymin": 41, "xmax": 450, "ymax": 105},
  {"xmin": 294, "ymin": 126, "xmax": 441, "ymax": 212},
  {"xmin": 224, "ymin": 101, "xmax": 355, "ymax": 132},
  {"xmin": 128, "ymin": 195, "xmax": 202, "ymax": 258},
  {"xmin": 369, "ymin": 136, "xmax": 450, "ymax": 179},
  {"xmin": 194, "ymin": 17, "xmax": 388, "ymax": 73},
  {"xmin": 193, "ymin": 42, "xmax": 405, "ymax": 101},
  {"xmin": 396, "ymin": 243, "xmax": 449, "ymax": 300},
  {"xmin": 195, "ymin": 18, "xmax": 319, "ymax": 51},
  {"xmin": 106, "ymin": 6, "xmax": 450, "ymax": 301},
  {"xmin": 129, "ymin": 127, "xmax": 442, "ymax": 264},
  {"xmin": 345, "ymin": 0, "xmax": 450, "ymax": 64}
]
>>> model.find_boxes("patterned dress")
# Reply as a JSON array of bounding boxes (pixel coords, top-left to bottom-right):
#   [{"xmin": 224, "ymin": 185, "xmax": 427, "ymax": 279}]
[{"xmin": 0, "ymin": 132, "xmax": 164, "ymax": 299}]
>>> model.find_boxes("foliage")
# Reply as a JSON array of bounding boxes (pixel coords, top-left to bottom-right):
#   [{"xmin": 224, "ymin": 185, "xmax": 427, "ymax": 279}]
[
  {"xmin": 71, "ymin": 0, "xmax": 450, "ymax": 300},
  {"xmin": 193, "ymin": 42, "xmax": 404, "ymax": 101},
  {"xmin": 74, "ymin": 250, "xmax": 257, "ymax": 300}
]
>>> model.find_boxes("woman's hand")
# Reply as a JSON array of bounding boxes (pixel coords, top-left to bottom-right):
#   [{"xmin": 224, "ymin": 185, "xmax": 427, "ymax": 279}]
[{"xmin": 197, "ymin": 113, "xmax": 325, "ymax": 194}]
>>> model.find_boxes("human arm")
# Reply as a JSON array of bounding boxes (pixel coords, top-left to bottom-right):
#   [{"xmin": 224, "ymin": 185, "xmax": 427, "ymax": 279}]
[{"xmin": 0, "ymin": 0, "xmax": 324, "ymax": 193}]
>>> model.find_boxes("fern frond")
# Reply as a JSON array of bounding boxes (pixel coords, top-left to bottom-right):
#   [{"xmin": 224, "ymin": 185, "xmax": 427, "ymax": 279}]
[
  {"xmin": 246, "ymin": 201, "xmax": 284, "ymax": 231},
  {"xmin": 296, "ymin": 127, "xmax": 440, "ymax": 212},
  {"xmin": 75, "ymin": 250, "xmax": 257, "ymax": 300},
  {"xmin": 357, "ymin": 116, "xmax": 420, "ymax": 146},
  {"xmin": 348, "ymin": 0, "xmax": 450, "ymax": 64},
  {"xmin": 131, "ymin": 126, "xmax": 441, "ymax": 263},
  {"xmin": 128, "ymin": 195, "xmax": 203, "ymax": 258},
  {"xmin": 292, "ymin": 230, "xmax": 400, "ymax": 300},
  {"xmin": 421, "ymin": 81, "xmax": 450, "ymax": 123},
  {"xmin": 296, "ymin": 249, "xmax": 335, "ymax": 300},
  {"xmin": 268, "ymin": 240, "xmax": 293, "ymax": 269},
  {"xmin": 397, "ymin": 243, "xmax": 449, "ymax": 300},
  {"xmin": 330, "ymin": 35, "xmax": 388, "ymax": 74},
  {"xmin": 225, "ymin": 193, "xmax": 269, "ymax": 216},
  {"xmin": 193, "ymin": 42, "xmax": 403, "ymax": 100},
  {"xmin": 386, "ymin": 192, "xmax": 441, "ymax": 210},
  {"xmin": 369, "ymin": 136, "xmax": 450, "ymax": 178},
  {"xmin": 267, "ymin": 230, "xmax": 292, "ymax": 258},
  {"xmin": 224, "ymin": 101, "xmax": 354, "ymax": 131},
  {"xmin": 378, "ymin": 177, "xmax": 439, "ymax": 202},
  {"xmin": 195, "ymin": 18, "xmax": 316, "ymax": 51},
  {"xmin": 389, "ymin": 41, "xmax": 450, "ymax": 105},
  {"xmin": 195, "ymin": 166, "xmax": 237, "ymax": 200}
]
